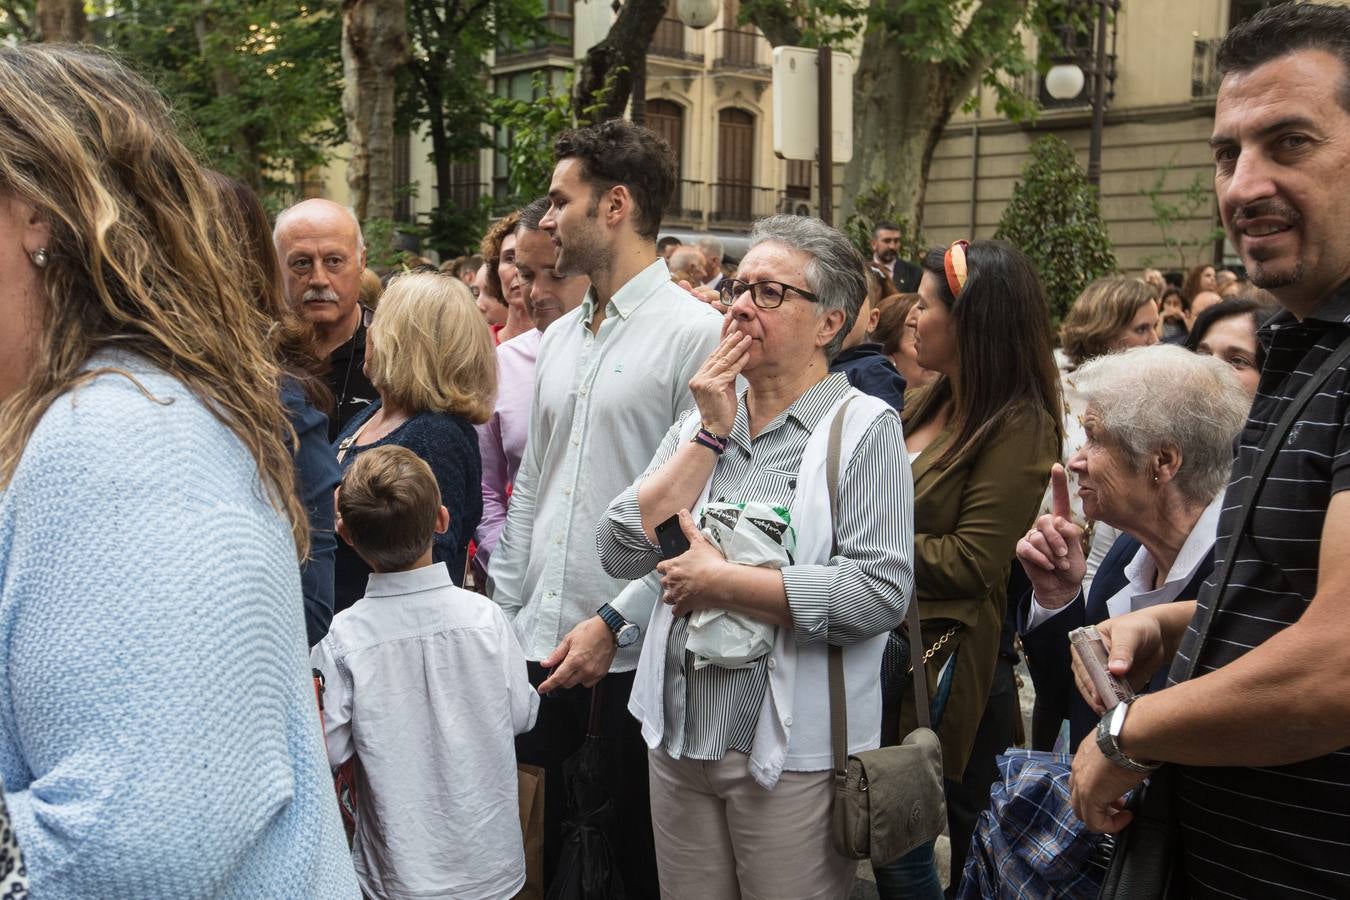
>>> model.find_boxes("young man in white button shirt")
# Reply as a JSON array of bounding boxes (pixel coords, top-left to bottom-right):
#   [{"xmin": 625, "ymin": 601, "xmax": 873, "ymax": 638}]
[{"xmin": 488, "ymin": 119, "xmax": 723, "ymax": 896}]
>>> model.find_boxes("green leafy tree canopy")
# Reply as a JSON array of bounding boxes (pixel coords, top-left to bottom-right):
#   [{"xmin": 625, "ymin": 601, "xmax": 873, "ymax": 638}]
[{"xmin": 995, "ymin": 135, "xmax": 1117, "ymax": 325}]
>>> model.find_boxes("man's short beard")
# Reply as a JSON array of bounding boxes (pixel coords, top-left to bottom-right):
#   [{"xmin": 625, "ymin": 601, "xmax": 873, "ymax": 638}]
[
  {"xmin": 1250, "ymin": 259, "xmax": 1304, "ymax": 291},
  {"xmin": 875, "ymin": 248, "xmax": 897, "ymax": 264}
]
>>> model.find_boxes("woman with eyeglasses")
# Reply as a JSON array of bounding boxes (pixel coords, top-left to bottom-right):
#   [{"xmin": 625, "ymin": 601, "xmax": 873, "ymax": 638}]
[
  {"xmin": 597, "ymin": 215, "xmax": 914, "ymax": 899},
  {"xmin": 332, "ymin": 272, "xmax": 495, "ymax": 613},
  {"xmin": 874, "ymin": 240, "xmax": 1062, "ymax": 899}
]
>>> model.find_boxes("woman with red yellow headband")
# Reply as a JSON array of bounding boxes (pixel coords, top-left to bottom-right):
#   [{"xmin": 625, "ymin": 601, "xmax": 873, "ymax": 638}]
[{"xmin": 874, "ymin": 240, "xmax": 1062, "ymax": 898}]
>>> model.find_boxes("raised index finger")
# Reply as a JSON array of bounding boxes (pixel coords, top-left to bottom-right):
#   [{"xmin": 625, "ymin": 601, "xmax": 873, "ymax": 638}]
[{"xmin": 1051, "ymin": 463, "xmax": 1071, "ymax": 521}]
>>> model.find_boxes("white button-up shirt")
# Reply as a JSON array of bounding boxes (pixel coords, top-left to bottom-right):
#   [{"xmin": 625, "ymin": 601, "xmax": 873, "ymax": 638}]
[
  {"xmin": 312, "ymin": 564, "xmax": 539, "ymax": 899},
  {"xmin": 1027, "ymin": 494, "xmax": 1223, "ymax": 629},
  {"xmin": 488, "ymin": 258, "xmax": 723, "ymax": 669}
]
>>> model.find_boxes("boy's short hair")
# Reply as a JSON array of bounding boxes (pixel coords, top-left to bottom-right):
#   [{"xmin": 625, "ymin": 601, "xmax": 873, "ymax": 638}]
[{"xmin": 338, "ymin": 446, "xmax": 440, "ymax": 572}]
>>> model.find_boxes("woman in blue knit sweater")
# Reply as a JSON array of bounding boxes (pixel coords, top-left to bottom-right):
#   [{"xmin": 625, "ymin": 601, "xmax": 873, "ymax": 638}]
[
  {"xmin": 333, "ymin": 272, "xmax": 494, "ymax": 612},
  {"xmin": 0, "ymin": 47, "xmax": 357, "ymax": 897}
]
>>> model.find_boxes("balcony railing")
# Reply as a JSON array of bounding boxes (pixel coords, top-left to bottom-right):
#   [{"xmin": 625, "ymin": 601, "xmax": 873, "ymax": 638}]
[
  {"xmin": 651, "ymin": 16, "xmax": 702, "ymax": 61},
  {"xmin": 710, "ymin": 182, "xmax": 777, "ymax": 224},
  {"xmin": 665, "ymin": 179, "xmax": 706, "ymax": 224},
  {"xmin": 716, "ymin": 28, "xmax": 770, "ymax": 70},
  {"xmin": 1192, "ymin": 38, "xmax": 1221, "ymax": 99},
  {"xmin": 498, "ymin": 12, "xmax": 572, "ymax": 58}
]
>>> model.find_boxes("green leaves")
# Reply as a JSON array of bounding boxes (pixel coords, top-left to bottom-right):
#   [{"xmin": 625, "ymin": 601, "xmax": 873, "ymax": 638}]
[
  {"xmin": 97, "ymin": 0, "xmax": 343, "ymax": 206},
  {"xmin": 1137, "ymin": 162, "xmax": 1225, "ymax": 270},
  {"xmin": 995, "ymin": 136, "xmax": 1117, "ymax": 326}
]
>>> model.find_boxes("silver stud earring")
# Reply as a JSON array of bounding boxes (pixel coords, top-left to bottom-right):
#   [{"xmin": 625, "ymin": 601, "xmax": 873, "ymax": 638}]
[{"xmin": 31, "ymin": 248, "xmax": 48, "ymax": 268}]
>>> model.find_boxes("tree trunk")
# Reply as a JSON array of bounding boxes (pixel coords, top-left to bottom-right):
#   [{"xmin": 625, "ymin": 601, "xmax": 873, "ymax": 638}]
[
  {"xmin": 574, "ymin": 0, "xmax": 668, "ymax": 124},
  {"xmin": 840, "ymin": 27, "xmax": 958, "ymax": 230},
  {"xmin": 342, "ymin": 0, "xmax": 409, "ymax": 222},
  {"xmin": 744, "ymin": 0, "xmax": 1028, "ymax": 231},
  {"xmin": 36, "ymin": 0, "xmax": 86, "ymax": 42},
  {"xmin": 194, "ymin": 12, "xmax": 264, "ymax": 192}
]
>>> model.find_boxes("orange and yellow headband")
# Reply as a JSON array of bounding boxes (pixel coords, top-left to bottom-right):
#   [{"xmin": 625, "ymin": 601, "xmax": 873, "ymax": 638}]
[{"xmin": 944, "ymin": 239, "xmax": 970, "ymax": 298}]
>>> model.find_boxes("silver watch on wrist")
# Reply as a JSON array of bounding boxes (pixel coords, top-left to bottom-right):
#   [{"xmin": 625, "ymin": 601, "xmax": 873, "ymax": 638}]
[{"xmin": 1095, "ymin": 697, "xmax": 1161, "ymax": 774}]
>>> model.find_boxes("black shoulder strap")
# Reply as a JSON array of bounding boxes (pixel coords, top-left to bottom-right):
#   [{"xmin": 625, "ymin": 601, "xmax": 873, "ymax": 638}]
[{"xmin": 1176, "ymin": 327, "xmax": 1350, "ymax": 681}]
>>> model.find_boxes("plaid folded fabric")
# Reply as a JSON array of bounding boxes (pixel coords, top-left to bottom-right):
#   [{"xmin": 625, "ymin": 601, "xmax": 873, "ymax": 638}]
[{"xmin": 958, "ymin": 750, "xmax": 1114, "ymax": 899}]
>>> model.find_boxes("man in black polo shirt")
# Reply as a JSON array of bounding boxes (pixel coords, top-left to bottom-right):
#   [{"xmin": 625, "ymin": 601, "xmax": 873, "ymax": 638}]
[
  {"xmin": 273, "ymin": 198, "xmax": 376, "ymax": 441},
  {"xmin": 1068, "ymin": 5, "xmax": 1350, "ymax": 897}
]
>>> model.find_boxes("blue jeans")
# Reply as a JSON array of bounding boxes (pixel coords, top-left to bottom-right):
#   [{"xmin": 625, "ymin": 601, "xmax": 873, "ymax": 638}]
[{"xmin": 872, "ymin": 647, "xmax": 958, "ymax": 900}]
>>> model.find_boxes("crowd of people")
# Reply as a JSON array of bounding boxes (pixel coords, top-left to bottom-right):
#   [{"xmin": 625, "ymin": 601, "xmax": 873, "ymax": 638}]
[{"xmin": 0, "ymin": 3, "xmax": 1347, "ymax": 899}]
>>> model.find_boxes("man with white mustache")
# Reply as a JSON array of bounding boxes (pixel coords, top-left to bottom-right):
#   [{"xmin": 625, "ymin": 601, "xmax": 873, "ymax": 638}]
[{"xmin": 274, "ymin": 198, "xmax": 374, "ymax": 440}]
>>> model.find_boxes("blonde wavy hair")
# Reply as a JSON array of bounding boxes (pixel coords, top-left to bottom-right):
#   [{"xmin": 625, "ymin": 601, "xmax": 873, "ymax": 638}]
[
  {"xmin": 366, "ymin": 272, "xmax": 497, "ymax": 423},
  {"xmin": 1058, "ymin": 277, "xmax": 1156, "ymax": 368},
  {"xmin": 0, "ymin": 45, "xmax": 308, "ymax": 557}
]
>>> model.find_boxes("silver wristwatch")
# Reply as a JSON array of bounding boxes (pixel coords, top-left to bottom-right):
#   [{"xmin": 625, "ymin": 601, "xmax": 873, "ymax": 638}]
[
  {"xmin": 1095, "ymin": 697, "xmax": 1161, "ymax": 774},
  {"xmin": 597, "ymin": 603, "xmax": 641, "ymax": 648}
]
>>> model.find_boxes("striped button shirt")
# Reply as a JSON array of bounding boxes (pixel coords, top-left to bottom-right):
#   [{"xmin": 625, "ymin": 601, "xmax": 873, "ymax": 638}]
[
  {"xmin": 1168, "ymin": 283, "xmax": 1350, "ymax": 899},
  {"xmin": 598, "ymin": 373, "xmax": 913, "ymax": 761}
]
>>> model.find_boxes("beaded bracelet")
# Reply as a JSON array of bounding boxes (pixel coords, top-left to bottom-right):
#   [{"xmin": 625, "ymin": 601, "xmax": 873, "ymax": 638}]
[{"xmin": 692, "ymin": 425, "xmax": 729, "ymax": 455}]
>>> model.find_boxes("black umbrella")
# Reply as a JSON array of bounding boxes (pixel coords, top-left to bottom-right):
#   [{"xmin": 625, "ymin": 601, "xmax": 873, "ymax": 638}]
[{"xmin": 545, "ymin": 680, "xmax": 627, "ymax": 900}]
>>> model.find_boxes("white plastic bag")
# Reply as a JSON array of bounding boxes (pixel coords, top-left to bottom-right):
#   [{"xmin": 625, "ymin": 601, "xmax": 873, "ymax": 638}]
[{"xmin": 686, "ymin": 502, "xmax": 796, "ymax": 670}]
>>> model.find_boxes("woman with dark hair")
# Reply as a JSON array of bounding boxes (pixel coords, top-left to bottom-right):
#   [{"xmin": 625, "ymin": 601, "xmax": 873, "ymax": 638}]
[
  {"xmin": 873, "ymin": 292, "xmax": 939, "ymax": 391},
  {"xmin": 210, "ymin": 171, "xmax": 341, "ymax": 647},
  {"xmin": 875, "ymin": 240, "xmax": 1061, "ymax": 898},
  {"xmin": 1184, "ymin": 295, "xmax": 1278, "ymax": 398}
]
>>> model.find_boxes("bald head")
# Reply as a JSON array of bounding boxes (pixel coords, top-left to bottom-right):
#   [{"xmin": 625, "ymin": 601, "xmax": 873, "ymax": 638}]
[
  {"xmin": 274, "ymin": 198, "xmax": 368, "ymax": 347},
  {"xmin": 1187, "ymin": 290, "xmax": 1223, "ymax": 330},
  {"xmin": 274, "ymin": 198, "xmax": 365, "ymax": 253},
  {"xmin": 669, "ymin": 246, "xmax": 708, "ymax": 282}
]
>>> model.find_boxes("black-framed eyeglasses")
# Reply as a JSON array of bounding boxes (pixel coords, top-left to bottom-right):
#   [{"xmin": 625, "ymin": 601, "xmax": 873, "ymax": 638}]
[{"xmin": 717, "ymin": 278, "xmax": 820, "ymax": 310}]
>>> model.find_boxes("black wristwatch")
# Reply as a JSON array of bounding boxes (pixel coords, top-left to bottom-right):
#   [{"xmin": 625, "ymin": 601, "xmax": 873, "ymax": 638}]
[{"xmin": 597, "ymin": 603, "xmax": 641, "ymax": 648}]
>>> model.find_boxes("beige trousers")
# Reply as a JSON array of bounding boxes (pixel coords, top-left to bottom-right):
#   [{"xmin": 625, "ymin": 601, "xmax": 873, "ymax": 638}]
[{"xmin": 647, "ymin": 748, "xmax": 856, "ymax": 900}]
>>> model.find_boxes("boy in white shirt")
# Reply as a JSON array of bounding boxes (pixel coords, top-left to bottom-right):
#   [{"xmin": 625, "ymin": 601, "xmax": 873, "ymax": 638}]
[{"xmin": 313, "ymin": 446, "xmax": 539, "ymax": 900}]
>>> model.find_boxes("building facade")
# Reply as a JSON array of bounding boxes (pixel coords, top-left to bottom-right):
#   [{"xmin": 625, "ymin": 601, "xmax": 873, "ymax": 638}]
[
  {"xmin": 313, "ymin": 0, "xmax": 1281, "ymax": 269},
  {"xmin": 924, "ymin": 0, "xmax": 1283, "ymax": 273}
]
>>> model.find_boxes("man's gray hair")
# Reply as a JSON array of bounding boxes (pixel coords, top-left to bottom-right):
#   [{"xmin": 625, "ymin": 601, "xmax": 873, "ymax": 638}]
[
  {"xmin": 273, "ymin": 199, "xmax": 366, "ymax": 254},
  {"xmin": 749, "ymin": 215, "xmax": 866, "ymax": 360},
  {"xmin": 1074, "ymin": 344, "xmax": 1250, "ymax": 506},
  {"xmin": 696, "ymin": 235, "xmax": 724, "ymax": 262}
]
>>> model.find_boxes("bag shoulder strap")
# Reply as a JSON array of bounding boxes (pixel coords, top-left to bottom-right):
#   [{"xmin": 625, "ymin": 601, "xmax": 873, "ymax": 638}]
[
  {"xmin": 825, "ymin": 396, "xmax": 929, "ymax": 782},
  {"xmin": 1178, "ymin": 327, "xmax": 1350, "ymax": 680}
]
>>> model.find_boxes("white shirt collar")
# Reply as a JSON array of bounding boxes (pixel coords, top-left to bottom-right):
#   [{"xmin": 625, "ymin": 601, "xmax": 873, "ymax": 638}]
[
  {"xmin": 364, "ymin": 562, "xmax": 454, "ymax": 598},
  {"xmin": 1114, "ymin": 493, "xmax": 1224, "ymax": 616},
  {"xmin": 580, "ymin": 258, "xmax": 672, "ymax": 323}
]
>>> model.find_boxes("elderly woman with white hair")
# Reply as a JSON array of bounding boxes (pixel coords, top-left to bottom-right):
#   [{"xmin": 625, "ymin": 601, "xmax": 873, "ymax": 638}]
[
  {"xmin": 1017, "ymin": 344, "xmax": 1251, "ymax": 748},
  {"xmin": 597, "ymin": 215, "xmax": 915, "ymax": 899}
]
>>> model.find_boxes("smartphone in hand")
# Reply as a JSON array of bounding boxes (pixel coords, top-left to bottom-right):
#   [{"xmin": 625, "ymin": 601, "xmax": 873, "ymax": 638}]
[{"xmin": 655, "ymin": 513, "xmax": 691, "ymax": 560}]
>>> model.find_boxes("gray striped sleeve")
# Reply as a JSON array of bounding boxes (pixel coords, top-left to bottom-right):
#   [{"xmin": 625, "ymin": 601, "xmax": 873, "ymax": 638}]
[{"xmin": 781, "ymin": 411, "xmax": 914, "ymax": 646}]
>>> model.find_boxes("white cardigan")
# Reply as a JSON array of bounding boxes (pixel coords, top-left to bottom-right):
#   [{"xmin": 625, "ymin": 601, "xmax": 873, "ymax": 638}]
[{"xmin": 628, "ymin": 388, "xmax": 904, "ymax": 789}]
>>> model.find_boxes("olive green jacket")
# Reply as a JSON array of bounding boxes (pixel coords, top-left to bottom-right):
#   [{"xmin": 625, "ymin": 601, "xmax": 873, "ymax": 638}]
[{"xmin": 898, "ymin": 405, "xmax": 1058, "ymax": 779}]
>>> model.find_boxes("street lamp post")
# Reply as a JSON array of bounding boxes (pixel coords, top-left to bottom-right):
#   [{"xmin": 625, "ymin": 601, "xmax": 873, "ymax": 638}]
[{"xmin": 1044, "ymin": 0, "xmax": 1119, "ymax": 189}]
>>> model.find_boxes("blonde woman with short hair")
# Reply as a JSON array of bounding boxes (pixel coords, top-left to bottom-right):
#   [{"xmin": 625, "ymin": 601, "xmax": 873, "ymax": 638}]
[{"xmin": 333, "ymin": 271, "xmax": 497, "ymax": 611}]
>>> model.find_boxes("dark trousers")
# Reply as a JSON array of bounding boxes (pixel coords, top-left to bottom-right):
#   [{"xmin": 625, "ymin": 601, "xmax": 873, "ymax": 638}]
[
  {"xmin": 943, "ymin": 656, "xmax": 1020, "ymax": 898},
  {"xmin": 515, "ymin": 664, "xmax": 659, "ymax": 900}
]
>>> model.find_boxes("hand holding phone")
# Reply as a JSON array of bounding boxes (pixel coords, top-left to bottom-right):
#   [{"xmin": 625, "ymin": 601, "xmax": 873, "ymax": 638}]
[{"xmin": 655, "ymin": 513, "xmax": 691, "ymax": 560}]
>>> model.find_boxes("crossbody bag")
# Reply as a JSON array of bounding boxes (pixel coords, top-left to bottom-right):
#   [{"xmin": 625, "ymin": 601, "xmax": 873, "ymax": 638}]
[{"xmin": 824, "ymin": 398, "xmax": 947, "ymax": 865}]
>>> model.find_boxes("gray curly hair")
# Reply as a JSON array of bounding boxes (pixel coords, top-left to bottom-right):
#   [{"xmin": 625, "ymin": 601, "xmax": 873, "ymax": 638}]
[{"xmin": 748, "ymin": 215, "xmax": 867, "ymax": 360}]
